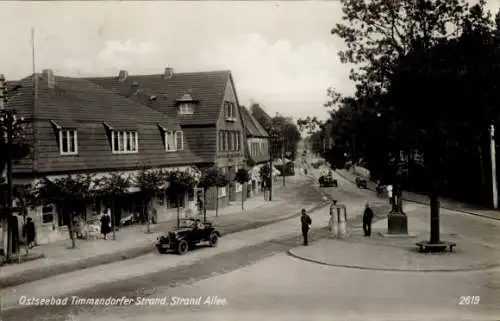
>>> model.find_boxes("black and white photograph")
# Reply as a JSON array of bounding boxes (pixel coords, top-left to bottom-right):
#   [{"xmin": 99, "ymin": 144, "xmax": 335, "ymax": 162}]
[{"xmin": 0, "ymin": 0, "xmax": 499, "ymax": 320}]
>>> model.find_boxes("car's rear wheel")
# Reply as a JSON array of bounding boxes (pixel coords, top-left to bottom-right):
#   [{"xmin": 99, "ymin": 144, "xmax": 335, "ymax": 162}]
[
  {"xmin": 177, "ymin": 240, "xmax": 189, "ymax": 254},
  {"xmin": 209, "ymin": 233, "xmax": 218, "ymax": 247},
  {"xmin": 157, "ymin": 247, "xmax": 167, "ymax": 254}
]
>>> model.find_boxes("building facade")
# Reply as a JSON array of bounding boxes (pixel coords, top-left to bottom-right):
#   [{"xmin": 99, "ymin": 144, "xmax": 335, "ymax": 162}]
[
  {"xmin": 3, "ymin": 70, "xmax": 201, "ymax": 245},
  {"xmin": 87, "ymin": 68, "xmax": 247, "ymax": 210},
  {"xmin": 239, "ymin": 106, "xmax": 270, "ymax": 195}
]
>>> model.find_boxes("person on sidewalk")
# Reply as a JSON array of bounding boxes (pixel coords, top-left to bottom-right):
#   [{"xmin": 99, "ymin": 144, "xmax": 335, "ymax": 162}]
[
  {"xmin": 300, "ymin": 209, "xmax": 312, "ymax": 246},
  {"xmin": 363, "ymin": 203, "xmax": 374, "ymax": 237},
  {"xmin": 100, "ymin": 213, "xmax": 111, "ymax": 240},
  {"xmin": 22, "ymin": 217, "xmax": 36, "ymax": 248}
]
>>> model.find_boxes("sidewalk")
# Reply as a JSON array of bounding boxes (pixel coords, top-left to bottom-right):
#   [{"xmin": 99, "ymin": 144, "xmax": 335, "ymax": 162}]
[
  {"xmin": 337, "ymin": 167, "xmax": 500, "ymax": 221},
  {"xmin": 0, "ymin": 183, "xmax": 334, "ymax": 310},
  {"xmin": 0, "ymin": 174, "xmax": 321, "ymax": 289},
  {"xmin": 289, "ymin": 204, "xmax": 500, "ymax": 272}
]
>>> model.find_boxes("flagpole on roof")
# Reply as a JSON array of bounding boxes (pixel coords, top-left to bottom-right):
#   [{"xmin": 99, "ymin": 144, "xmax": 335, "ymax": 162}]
[
  {"xmin": 31, "ymin": 27, "xmax": 37, "ymax": 97},
  {"xmin": 31, "ymin": 27, "xmax": 38, "ymax": 169}
]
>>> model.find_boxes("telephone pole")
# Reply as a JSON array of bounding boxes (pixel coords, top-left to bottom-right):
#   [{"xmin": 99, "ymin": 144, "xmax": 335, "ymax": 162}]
[
  {"xmin": 282, "ymin": 136, "xmax": 286, "ymax": 187},
  {"xmin": 490, "ymin": 124, "xmax": 498, "ymax": 208}
]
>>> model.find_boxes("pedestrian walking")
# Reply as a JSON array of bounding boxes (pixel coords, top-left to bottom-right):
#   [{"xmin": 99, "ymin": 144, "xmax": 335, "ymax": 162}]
[
  {"xmin": 22, "ymin": 217, "xmax": 36, "ymax": 248},
  {"xmin": 363, "ymin": 203, "xmax": 374, "ymax": 237},
  {"xmin": 300, "ymin": 209, "xmax": 312, "ymax": 246},
  {"xmin": 100, "ymin": 213, "xmax": 111, "ymax": 240}
]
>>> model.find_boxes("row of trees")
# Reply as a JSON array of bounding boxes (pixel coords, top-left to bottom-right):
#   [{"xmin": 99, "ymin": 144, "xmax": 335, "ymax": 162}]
[
  {"xmin": 248, "ymin": 103, "xmax": 301, "ymax": 160},
  {"xmin": 3, "ymin": 165, "xmax": 258, "ymax": 250},
  {"xmin": 302, "ymin": 0, "xmax": 500, "ymax": 244}
]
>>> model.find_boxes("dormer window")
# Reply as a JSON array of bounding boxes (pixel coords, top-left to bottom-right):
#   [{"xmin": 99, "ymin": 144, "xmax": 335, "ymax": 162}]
[
  {"xmin": 59, "ymin": 129, "xmax": 78, "ymax": 155},
  {"xmin": 224, "ymin": 101, "xmax": 237, "ymax": 121},
  {"xmin": 165, "ymin": 130, "xmax": 184, "ymax": 152},
  {"xmin": 51, "ymin": 120, "xmax": 78, "ymax": 156},
  {"xmin": 176, "ymin": 92, "xmax": 198, "ymax": 115},
  {"xmin": 179, "ymin": 103, "xmax": 194, "ymax": 115},
  {"xmin": 111, "ymin": 131, "xmax": 138, "ymax": 154}
]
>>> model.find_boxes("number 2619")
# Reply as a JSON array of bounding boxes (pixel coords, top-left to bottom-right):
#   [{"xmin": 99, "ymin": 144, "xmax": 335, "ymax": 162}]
[{"xmin": 459, "ymin": 296, "xmax": 480, "ymax": 305}]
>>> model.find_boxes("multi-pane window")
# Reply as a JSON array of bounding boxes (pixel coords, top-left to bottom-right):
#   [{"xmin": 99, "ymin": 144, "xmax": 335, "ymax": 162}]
[
  {"xmin": 111, "ymin": 131, "xmax": 138, "ymax": 153},
  {"xmin": 175, "ymin": 131, "xmax": 184, "ymax": 150},
  {"xmin": 224, "ymin": 132, "xmax": 229, "ymax": 151},
  {"xmin": 224, "ymin": 101, "xmax": 237, "ymax": 120},
  {"xmin": 179, "ymin": 103, "xmax": 193, "ymax": 115},
  {"xmin": 218, "ymin": 130, "xmax": 241, "ymax": 151},
  {"xmin": 165, "ymin": 130, "xmax": 184, "ymax": 151},
  {"xmin": 59, "ymin": 129, "xmax": 78, "ymax": 155},
  {"xmin": 235, "ymin": 132, "xmax": 240, "ymax": 151},
  {"xmin": 228, "ymin": 132, "xmax": 233, "ymax": 151}
]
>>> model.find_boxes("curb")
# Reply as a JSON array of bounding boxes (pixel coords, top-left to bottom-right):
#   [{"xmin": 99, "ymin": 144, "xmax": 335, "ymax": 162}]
[
  {"xmin": 0, "ymin": 175, "xmax": 326, "ymax": 290},
  {"xmin": 286, "ymin": 248, "xmax": 500, "ymax": 273},
  {"xmin": 335, "ymin": 169, "xmax": 500, "ymax": 221}
]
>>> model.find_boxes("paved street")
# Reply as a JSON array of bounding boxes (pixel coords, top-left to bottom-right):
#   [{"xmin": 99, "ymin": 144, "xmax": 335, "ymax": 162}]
[{"xmin": 1, "ymin": 164, "xmax": 499, "ymax": 321}]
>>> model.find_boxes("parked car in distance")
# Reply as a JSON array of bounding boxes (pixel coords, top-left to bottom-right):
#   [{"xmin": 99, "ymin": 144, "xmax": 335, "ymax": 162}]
[
  {"xmin": 155, "ymin": 219, "xmax": 221, "ymax": 255},
  {"xmin": 319, "ymin": 175, "xmax": 338, "ymax": 187},
  {"xmin": 355, "ymin": 176, "xmax": 368, "ymax": 189}
]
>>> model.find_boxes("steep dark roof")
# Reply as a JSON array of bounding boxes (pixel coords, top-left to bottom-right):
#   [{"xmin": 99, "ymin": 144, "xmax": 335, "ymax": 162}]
[
  {"xmin": 6, "ymin": 73, "xmax": 201, "ymax": 174},
  {"xmin": 7, "ymin": 74, "xmax": 179, "ymax": 128},
  {"xmin": 240, "ymin": 106, "xmax": 269, "ymax": 138},
  {"xmin": 86, "ymin": 70, "xmax": 231, "ymax": 126}
]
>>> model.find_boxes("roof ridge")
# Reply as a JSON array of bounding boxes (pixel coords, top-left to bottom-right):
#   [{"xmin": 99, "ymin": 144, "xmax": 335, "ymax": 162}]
[{"xmin": 83, "ymin": 70, "xmax": 231, "ymax": 80}]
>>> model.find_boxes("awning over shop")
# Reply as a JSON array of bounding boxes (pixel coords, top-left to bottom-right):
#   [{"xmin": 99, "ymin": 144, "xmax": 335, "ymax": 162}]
[{"xmin": 36, "ymin": 165, "xmax": 199, "ymax": 194}]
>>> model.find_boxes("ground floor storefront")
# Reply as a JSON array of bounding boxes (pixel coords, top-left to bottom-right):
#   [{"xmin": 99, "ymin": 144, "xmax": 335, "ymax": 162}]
[{"xmin": 1, "ymin": 166, "xmax": 202, "ymax": 247}]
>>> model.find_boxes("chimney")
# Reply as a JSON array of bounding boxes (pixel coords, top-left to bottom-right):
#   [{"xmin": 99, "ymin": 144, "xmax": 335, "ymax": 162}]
[
  {"xmin": 118, "ymin": 70, "xmax": 128, "ymax": 82},
  {"xmin": 42, "ymin": 69, "xmax": 55, "ymax": 88},
  {"xmin": 163, "ymin": 67, "xmax": 174, "ymax": 79}
]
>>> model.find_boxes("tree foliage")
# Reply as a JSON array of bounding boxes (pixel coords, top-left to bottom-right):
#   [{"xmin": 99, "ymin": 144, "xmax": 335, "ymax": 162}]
[
  {"xmin": 250, "ymin": 102, "xmax": 302, "ymax": 161},
  {"xmin": 235, "ymin": 167, "xmax": 250, "ymax": 184},
  {"xmin": 165, "ymin": 170, "xmax": 198, "ymax": 195},
  {"xmin": 297, "ymin": 116, "xmax": 323, "ymax": 135},
  {"xmin": 135, "ymin": 169, "xmax": 166, "ymax": 197},
  {"xmin": 323, "ymin": 0, "xmax": 500, "ymax": 206},
  {"xmin": 198, "ymin": 167, "xmax": 222, "ymax": 190}
]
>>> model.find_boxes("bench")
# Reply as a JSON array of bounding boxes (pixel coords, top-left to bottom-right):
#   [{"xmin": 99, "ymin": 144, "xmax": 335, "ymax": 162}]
[{"xmin": 416, "ymin": 241, "xmax": 456, "ymax": 253}]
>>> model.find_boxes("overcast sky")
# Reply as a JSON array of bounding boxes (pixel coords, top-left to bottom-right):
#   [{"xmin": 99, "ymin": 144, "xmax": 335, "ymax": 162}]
[{"xmin": 1, "ymin": 1, "xmax": 498, "ymax": 121}]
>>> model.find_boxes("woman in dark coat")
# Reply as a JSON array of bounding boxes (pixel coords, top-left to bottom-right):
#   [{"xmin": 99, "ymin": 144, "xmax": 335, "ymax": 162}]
[
  {"xmin": 100, "ymin": 213, "xmax": 111, "ymax": 240},
  {"xmin": 23, "ymin": 217, "xmax": 36, "ymax": 248}
]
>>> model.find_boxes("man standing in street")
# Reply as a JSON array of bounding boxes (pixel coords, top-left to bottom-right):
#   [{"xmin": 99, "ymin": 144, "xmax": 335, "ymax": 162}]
[
  {"xmin": 300, "ymin": 209, "xmax": 312, "ymax": 245},
  {"xmin": 363, "ymin": 203, "xmax": 374, "ymax": 237}
]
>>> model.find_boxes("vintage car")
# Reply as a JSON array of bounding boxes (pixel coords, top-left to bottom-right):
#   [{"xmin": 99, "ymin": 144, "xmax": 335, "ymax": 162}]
[
  {"xmin": 355, "ymin": 176, "xmax": 368, "ymax": 189},
  {"xmin": 319, "ymin": 175, "xmax": 338, "ymax": 187},
  {"xmin": 155, "ymin": 219, "xmax": 221, "ymax": 255}
]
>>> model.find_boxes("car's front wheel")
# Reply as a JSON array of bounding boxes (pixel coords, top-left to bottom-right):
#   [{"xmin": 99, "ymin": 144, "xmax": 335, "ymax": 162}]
[
  {"xmin": 209, "ymin": 233, "xmax": 218, "ymax": 247},
  {"xmin": 177, "ymin": 240, "xmax": 189, "ymax": 254}
]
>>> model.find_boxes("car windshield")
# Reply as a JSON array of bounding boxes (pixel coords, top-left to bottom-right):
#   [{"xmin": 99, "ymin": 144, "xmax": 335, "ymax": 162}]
[{"xmin": 179, "ymin": 219, "xmax": 196, "ymax": 228}]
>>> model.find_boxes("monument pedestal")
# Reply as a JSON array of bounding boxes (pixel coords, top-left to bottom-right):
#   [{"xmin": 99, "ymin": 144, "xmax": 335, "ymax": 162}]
[
  {"xmin": 380, "ymin": 212, "xmax": 416, "ymax": 237},
  {"xmin": 387, "ymin": 212, "xmax": 408, "ymax": 234}
]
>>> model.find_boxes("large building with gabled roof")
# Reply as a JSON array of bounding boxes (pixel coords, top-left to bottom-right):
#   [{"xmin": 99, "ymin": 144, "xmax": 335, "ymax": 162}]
[{"xmin": 86, "ymin": 68, "xmax": 248, "ymax": 209}]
